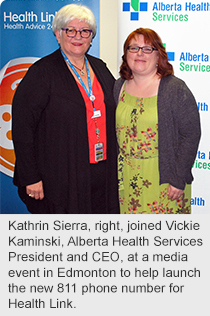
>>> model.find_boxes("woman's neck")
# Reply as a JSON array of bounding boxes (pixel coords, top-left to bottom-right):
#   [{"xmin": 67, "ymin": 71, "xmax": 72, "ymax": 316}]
[
  {"xmin": 126, "ymin": 72, "xmax": 160, "ymax": 98},
  {"xmin": 68, "ymin": 55, "xmax": 85, "ymax": 68},
  {"xmin": 62, "ymin": 49, "xmax": 86, "ymax": 68},
  {"xmin": 132, "ymin": 70, "xmax": 159, "ymax": 84}
]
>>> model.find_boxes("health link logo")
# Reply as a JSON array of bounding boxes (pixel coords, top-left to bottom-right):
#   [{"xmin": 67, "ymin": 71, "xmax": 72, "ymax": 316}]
[
  {"xmin": 123, "ymin": 1, "xmax": 148, "ymax": 20},
  {"xmin": 0, "ymin": 57, "xmax": 38, "ymax": 177}
]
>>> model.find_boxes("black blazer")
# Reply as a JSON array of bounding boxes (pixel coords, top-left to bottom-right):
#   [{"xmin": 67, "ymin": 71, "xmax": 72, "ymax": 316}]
[{"xmin": 12, "ymin": 49, "xmax": 119, "ymax": 213}]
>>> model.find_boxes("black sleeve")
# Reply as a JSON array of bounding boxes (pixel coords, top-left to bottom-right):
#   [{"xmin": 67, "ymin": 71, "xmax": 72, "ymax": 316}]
[
  {"xmin": 12, "ymin": 62, "xmax": 50, "ymax": 186},
  {"xmin": 113, "ymin": 78, "xmax": 125, "ymax": 105}
]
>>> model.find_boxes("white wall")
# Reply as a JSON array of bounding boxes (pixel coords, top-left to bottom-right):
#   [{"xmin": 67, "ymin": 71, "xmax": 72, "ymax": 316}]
[{"xmin": 100, "ymin": 0, "xmax": 118, "ymax": 78}]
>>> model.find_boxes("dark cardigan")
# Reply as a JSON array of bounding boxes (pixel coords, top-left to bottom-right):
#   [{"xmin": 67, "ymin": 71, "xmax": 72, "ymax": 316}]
[
  {"xmin": 12, "ymin": 49, "xmax": 119, "ymax": 213},
  {"xmin": 114, "ymin": 75, "xmax": 201, "ymax": 190}
]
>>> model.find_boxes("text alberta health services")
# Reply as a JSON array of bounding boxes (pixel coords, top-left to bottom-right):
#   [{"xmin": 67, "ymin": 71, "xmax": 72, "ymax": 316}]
[{"xmin": 122, "ymin": 1, "xmax": 210, "ymax": 21}]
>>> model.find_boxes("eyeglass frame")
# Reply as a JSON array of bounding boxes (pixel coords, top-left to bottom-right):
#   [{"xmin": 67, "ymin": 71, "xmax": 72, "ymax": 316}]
[
  {"xmin": 127, "ymin": 45, "xmax": 158, "ymax": 54},
  {"xmin": 61, "ymin": 28, "xmax": 93, "ymax": 38}
]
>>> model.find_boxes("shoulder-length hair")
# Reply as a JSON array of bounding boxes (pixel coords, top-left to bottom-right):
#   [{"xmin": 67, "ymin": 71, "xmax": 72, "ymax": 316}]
[
  {"xmin": 120, "ymin": 28, "xmax": 174, "ymax": 80},
  {"xmin": 52, "ymin": 4, "xmax": 97, "ymax": 37}
]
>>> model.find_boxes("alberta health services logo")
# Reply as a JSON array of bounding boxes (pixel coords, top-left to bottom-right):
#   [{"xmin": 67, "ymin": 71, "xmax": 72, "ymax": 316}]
[
  {"xmin": 122, "ymin": 1, "xmax": 175, "ymax": 61},
  {"xmin": 122, "ymin": 1, "xmax": 210, "ymax": 21},
  {"xmin": 122, "ymin": 0, "xmax": 148, "ymax": 20}
]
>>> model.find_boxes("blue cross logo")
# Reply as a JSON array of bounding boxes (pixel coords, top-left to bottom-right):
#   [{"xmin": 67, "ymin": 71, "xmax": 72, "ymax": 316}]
[{"xmin": 123, "ymin": 1, "xmax": 148, "ymax": 20}]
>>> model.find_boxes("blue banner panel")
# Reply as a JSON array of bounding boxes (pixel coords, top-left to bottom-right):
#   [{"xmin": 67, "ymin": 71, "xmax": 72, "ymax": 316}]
[{"xmin": 0, "ymin": 0, "xmax": 100, "ymax": 214}]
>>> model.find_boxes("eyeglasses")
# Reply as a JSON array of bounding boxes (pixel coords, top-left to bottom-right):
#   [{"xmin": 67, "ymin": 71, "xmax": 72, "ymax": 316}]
[
  {"xmin": 127, "ymin": 46, "xmax": 158, "ymax": 54},
  {"xmin": 61, "ymin": 28, "xmax": 93, "ymax": 38}
]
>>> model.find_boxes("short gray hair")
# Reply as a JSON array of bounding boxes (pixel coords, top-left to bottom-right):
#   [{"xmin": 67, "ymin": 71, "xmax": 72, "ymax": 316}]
[{"xmin": 52, "ymin": 4, "xmax": 97, "ymax": 37}]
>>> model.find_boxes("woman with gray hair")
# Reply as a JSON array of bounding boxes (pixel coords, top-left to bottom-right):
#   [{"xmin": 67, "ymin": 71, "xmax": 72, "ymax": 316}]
[{"xmin": 12, "ymin": 4, "xmax": 119, "ymax": 214}]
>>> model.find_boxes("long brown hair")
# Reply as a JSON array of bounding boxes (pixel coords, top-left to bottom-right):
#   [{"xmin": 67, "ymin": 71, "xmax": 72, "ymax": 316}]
[{"xmin": 120, "ymin": 28, "xmax": 174, "ymax": 80}]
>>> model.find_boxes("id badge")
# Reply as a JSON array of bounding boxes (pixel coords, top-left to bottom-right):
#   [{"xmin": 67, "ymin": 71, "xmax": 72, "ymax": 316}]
[
  {"xmin": 92, "ymin": 110, "xmax": 101, "ymax": 119},
  {"xmin": 95, "ymin": 143, "xmax": 104, "ymax": 162}
]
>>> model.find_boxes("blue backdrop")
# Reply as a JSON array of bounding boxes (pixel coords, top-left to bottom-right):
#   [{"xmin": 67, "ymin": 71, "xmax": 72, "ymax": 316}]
[{"xmin": 0, "ymin": 0, "xmax": 100, "ymax": 213}]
